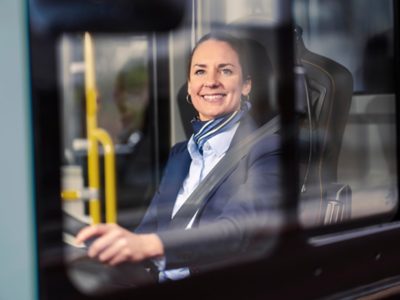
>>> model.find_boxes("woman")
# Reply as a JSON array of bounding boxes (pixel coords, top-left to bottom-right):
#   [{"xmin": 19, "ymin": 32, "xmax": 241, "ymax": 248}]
[{"xmin": 76, "ymin": 32, "xmax": 281, "ymax": 281}]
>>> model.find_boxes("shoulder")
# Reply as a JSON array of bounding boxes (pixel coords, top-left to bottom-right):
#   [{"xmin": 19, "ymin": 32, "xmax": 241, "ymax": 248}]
[
  {"xmin": 250, "ymin": 133, "xmax": 281, "ymax": 158},
  {"xmin": 233, "ymin": 115, "xmax": 281, "ymax": 156},
  {"xmin": 169, "ymin": 140, "xmax": 189, "ymax": 156}
]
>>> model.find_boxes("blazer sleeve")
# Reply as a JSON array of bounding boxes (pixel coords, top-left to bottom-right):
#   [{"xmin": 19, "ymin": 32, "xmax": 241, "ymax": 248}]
[
  {"xmin": 134, "ymin": 190, "xmax": 160, "ymax": 234},
  {"xmin": 158, "ymin": 134, "xmax": 282, "ymax": 271}
]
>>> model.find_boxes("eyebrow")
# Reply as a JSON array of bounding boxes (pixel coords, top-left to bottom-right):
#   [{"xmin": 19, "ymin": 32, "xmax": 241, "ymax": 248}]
[{"xmin": 193, "ymin": 63, "xmax": 236, "ymax": 68}]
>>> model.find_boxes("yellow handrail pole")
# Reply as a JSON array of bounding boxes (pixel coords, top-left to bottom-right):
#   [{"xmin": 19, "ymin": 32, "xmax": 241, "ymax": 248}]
[
  {"xmin": 93, "ymin": 129, "xmax": 117, "ymax": 223},
  {"xmin": 61, "ymin": 190, "xmax": 80, "ymax": 200},
  {"xmin": 84, "ymin": 32, "xmax": 101, "ymax": 224}
]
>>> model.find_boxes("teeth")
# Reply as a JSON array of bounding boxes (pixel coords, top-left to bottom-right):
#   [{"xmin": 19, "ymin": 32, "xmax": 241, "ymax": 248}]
[{"xmin": 203, "ymin": 94, "xmax": 224, "ymax": 101}]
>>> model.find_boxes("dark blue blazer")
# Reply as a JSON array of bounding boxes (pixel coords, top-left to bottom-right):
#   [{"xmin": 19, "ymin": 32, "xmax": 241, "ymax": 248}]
[{"xmin": 136, "ymin": 116, "xmax": 281, "ymax": 272}]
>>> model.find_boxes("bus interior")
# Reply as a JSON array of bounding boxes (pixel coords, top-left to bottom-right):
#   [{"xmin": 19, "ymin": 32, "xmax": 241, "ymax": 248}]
[{"xmin": 3, "ymin": 0, "xmax": 399, "ymax": 299}]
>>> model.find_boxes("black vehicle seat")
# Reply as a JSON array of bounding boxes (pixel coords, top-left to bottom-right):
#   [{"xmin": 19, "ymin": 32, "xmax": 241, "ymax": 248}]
[
  {"xmin": 176, "ymin": 24, "xmax": 353, "ymax": 227},
  {"xmin": 295, "ymin": 26, "xmax": 353, "ymax": 226}
]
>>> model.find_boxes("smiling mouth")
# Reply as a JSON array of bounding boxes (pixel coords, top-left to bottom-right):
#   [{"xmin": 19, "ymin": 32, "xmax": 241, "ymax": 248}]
[{"xmin": 201, "ymin": 93, "xmax": 226, "ymax": 102}]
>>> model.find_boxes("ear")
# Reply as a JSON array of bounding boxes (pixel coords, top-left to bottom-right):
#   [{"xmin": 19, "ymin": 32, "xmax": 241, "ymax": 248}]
[{"xmin": 241, "ymin": 78, "xmax": 252, "ymax": 96}]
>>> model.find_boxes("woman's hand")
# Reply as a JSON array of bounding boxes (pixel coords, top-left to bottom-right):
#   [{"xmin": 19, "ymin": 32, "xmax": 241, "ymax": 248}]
[{"xmin": 75, "ymin": 223, "xmax": 164, "ymax": 266}]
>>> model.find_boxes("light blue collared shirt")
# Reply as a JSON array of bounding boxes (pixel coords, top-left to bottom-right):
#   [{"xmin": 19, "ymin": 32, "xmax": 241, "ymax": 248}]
[{"xmin": 157, "ymin": 122, "xmax": 240, "ymax": 282}]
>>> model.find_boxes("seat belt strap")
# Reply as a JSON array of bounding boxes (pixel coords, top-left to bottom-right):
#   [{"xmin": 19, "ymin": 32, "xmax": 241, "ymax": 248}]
[{"xmin": 169, "ymin": 115, "xmax": 280, "ymax": 229}]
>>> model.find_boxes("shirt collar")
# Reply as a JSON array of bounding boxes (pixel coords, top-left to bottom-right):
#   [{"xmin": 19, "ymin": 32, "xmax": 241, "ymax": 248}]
[{"xmin": 187, "ymin": 122, "xmax": 240, "ymax": 159}]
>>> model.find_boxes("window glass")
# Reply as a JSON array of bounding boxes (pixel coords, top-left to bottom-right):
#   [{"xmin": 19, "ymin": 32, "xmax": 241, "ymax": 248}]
[
  {"xmin": 294, "ymin": 0, "xmax": 397, "ymax": 227},
  {"xmin": 59, "ymin": 0, "xmax": 285, "ymax": 294},
  {"xmin": 294, "ymin": 0, "xmax": 394, "ymax": 93},
  {"xmin": 59, "ymin": 34, "xmax": 156, "ymax": 230},
  {"xmin": 55, "ymin": 0, "xmax": 398, "ymax": 295}
]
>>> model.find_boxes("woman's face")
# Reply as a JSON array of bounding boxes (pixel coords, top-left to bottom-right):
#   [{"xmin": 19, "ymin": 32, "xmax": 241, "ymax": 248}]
[{"xmin": 188, "ymin": 39, "xmax": 251, "ymax": 121}]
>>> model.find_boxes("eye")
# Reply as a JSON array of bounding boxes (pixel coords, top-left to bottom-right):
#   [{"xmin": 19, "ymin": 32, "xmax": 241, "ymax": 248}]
[
  {"xmin": 221, "ymin": 68, "xmax": 233, "ymax": 75},
  {"xmin": 194, "ymin": 69, "xmax": 205, "ymax": 76}
]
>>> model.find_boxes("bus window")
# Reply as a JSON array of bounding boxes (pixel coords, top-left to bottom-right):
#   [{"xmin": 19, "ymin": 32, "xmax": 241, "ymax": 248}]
[
  {"xmin": 26, "ymin": 0, "xmax": 400, "ymax": 298},
  {"xmin": 294, "ymin": 0, "xmax": 394, "ymax": 93},
  {"xmin": 197, "ymin": 0, "xmax": 398, "ymax": 228},
  {"xmin": 294, "ymin": 0, "xmax": 397, "ymax": 226},
  {"xmin": 58, "ymin": 0, "xmax": 287, "ymax": 294},
  {"xmin": 55, "ymin": 0, "xmax": 397, "ymax": 295},
  {"xmin": 58, "ymin": 33, "xmax": 172, "ymax": 292},
  {"xmin": 59, "ymin": 34, "xmax": 157, "ymax": 231}
]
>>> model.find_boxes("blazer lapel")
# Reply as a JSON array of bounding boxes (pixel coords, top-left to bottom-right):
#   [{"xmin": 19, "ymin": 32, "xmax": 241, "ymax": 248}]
[
  {"xmin": 170, "ymin": 116, "xmax": 258, "ymax": 229},
  {"xmin": 157, "ymin": 147, "xmax": 191, "ymax": 230}
]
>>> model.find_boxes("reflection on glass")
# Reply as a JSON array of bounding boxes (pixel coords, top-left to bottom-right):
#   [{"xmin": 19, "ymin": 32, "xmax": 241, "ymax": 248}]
[
  {"xmin": 56, "ymin": 0, "xmax": 398, "ymax": 295},
  {"xmin": 294, "ymin": 0, "xmax": 394, "ymax": 93},
  {"xmin": 58, "ymin": 33, "xmax": 155, "ymax": 233},
  {"xmin": 59, "ymin": 1, "xmax": 285, "ymax": 293},
  {"xmin": 339, "ymin": 94, "xmax": 397, "ymax": 219},
  {"xmin": 295, "ymin": 0, "xmax": 397, "ymax": 227}
]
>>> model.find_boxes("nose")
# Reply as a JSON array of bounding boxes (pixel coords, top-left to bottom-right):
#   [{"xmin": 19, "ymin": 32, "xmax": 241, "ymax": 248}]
[{"xmin": 204, "ymin": 70, "xmax": 220, "ymax": 88}]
